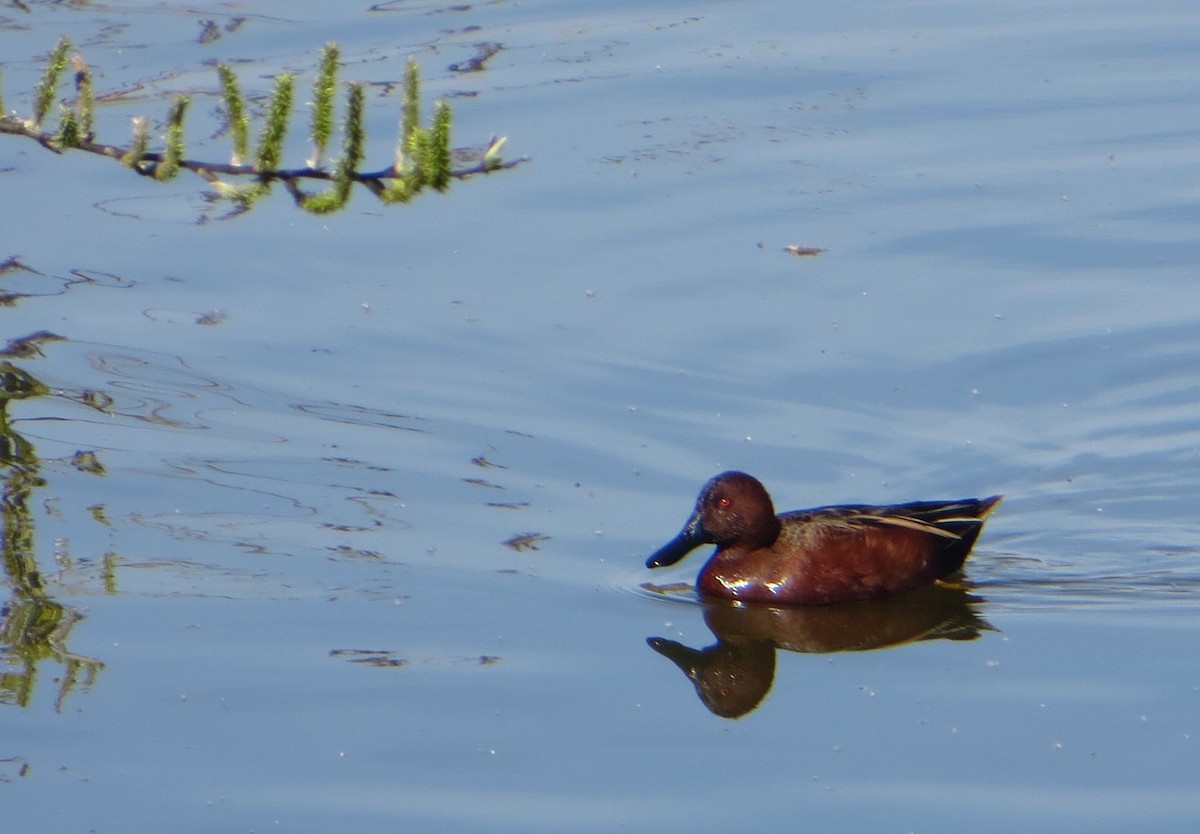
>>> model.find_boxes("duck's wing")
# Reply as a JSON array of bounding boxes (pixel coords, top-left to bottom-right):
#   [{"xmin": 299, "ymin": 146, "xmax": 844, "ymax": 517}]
[{"xmin": 792, "ymin": 496, "xmax": 1003, "ymax": 541}]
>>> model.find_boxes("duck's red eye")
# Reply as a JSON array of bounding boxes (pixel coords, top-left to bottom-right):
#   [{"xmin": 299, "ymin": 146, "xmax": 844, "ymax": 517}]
[{"xmin": 718, "ymin": 497, "xmax": 732, "ymax": 508}]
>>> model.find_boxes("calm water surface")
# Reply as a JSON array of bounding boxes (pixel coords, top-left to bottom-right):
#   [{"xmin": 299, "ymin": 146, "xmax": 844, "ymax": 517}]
[{"xmin": 2, "ymin": 1, "xmax": 1199, "ymax": 832}]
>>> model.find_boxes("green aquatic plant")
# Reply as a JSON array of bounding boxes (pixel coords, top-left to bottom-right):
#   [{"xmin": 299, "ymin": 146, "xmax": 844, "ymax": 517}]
[{"xmin": 0, "ymin": 37, "xmax": 524, "ymax": 214}]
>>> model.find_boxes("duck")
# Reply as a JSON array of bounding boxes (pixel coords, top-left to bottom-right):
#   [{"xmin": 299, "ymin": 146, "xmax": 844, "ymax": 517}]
[{"xmin": 645, "ymin": 471, "xmax": 1001, "ymax": 605}]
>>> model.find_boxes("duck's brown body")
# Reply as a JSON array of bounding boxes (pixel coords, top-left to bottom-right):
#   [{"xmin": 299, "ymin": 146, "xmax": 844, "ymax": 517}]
[{"xmin": 646, "ymin": 472, "xmax": 1001, "ymax": 606}]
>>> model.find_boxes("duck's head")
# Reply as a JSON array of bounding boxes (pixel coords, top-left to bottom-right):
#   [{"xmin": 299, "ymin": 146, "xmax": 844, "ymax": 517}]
[{"xmin": 645, "ymin": 471, "xmax": 780, "ymax": 568}]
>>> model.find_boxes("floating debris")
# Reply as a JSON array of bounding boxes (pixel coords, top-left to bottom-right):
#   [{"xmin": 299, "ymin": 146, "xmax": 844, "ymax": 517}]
[
  {"xmin": 503, "ymin": 532, "xmax": 549, "ymax": 552},
  {"xmin": 785, "ymin": 245, "xmax": 825, "ymax": 257},
  {"xmin": 449, "ymin": 42, "xmax": 504, "ymax": 74},
  {"xmin": 329, "ymin": 649, "xmax": 502, "ymax": 668},
  {"xmin": 1, "ymin": 330, "xmax": 64, "ymax": 359},
  {"xmin": 195, "ymin": 310, "xmax": 227, "ymax": 326},
  {"xmin": 463, "ymin": 477, "xmax": 504, "ymax": 489},
  {"xmin": 640, "ymin": 581, "xmax": 694, "ymax": 595},
  {"xmin": 326, "ymin": 545, "xmax": 383, "ymax": 560},
  {"xmin": 71, "ymin": 450, "xmax": 106, "ymax": 476},
  {"xmin": 471, "ymin": 455, "xmax": 508, "ymax": 469},
  {"xmin": 330, "ymin": 649, "xmax": 407, "ymax": 668}
]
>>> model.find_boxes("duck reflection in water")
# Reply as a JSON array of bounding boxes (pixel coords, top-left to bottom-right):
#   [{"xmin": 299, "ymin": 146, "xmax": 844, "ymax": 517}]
[{"xmin": 648, "ymin": 585, "xmax": 993, "ymax": 719}]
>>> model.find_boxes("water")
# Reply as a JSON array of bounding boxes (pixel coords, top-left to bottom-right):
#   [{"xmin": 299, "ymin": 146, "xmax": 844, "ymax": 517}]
[{"xmin": 2, "ymin": 1, "xmax": 1199, "ymax": 831}]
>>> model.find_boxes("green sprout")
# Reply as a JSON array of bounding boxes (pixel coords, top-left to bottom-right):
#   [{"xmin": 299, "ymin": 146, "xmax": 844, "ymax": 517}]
[
  {"xmin": 255, "ymin": 73, "xmax": 294, "ymax": 173},
  {"xmin": 309, "ymin": 42, "xmax": 340, "ymax": 168},
  {"xmin": 426, "ymin": 101, "xmax": 452, "ymax": 191},
  {"xmin": 217, "ymin": 64, "xmax": 249, "ymax": 166},
  {"xmin": 56, "ymin": 109, "xmax": 80, "ymax": 149},
  {"xmin": 396, "ymin": 58, "xmax": 421, "ymax": 172},
  {"xmin": 154, "ymin": 95, "xmax": 189, "ymax": 180},
  {"xmin": 72, "ymin": 54, "xmax": 94, "ymax": 140},
  {"xmin": 32, "ymin": 37, "xmax": 71, "ymax": 129},
  {"xmin": 120, "ymin": 117, "xmax": 150, "ymax": 169},
  {"xmin": 304, "ymin": 80, "xmax": 365, "ymax": 214}
]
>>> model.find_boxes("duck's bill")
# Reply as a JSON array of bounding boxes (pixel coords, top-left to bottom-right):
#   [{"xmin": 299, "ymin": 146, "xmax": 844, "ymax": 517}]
[{"xmin": 645, "ymin": 511, "xmax": 713, "ymax": 568}]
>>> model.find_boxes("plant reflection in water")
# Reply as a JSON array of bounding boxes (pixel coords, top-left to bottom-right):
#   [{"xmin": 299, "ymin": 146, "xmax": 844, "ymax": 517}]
[{"xmin": 0, "ymin": 353, "xmax": 105, "ymax": 712}]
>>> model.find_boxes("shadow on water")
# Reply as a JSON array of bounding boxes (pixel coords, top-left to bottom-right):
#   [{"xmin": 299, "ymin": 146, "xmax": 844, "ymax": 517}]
[{"xmin": 647, "ymin": 584, "xmax": 990, "ymax": 719}]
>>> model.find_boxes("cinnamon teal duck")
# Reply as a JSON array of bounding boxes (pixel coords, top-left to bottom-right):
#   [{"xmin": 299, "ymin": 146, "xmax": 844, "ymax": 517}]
[{"xmin": 646, "ymin": 471, "xmax": 1001, "ymax": 605}]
